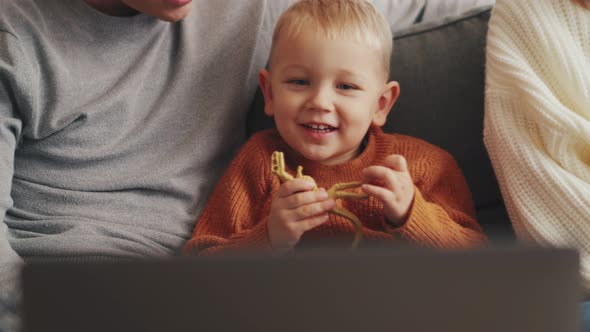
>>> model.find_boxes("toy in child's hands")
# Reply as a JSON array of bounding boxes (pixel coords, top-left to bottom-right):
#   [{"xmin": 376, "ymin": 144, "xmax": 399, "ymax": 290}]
[
  {"xmin": 270, "ymin": 151, "xmax": 368, "ymax": 249},
  {"xmin": 271, "ymin": 151, "xmax": 318, "ymax": 189}
]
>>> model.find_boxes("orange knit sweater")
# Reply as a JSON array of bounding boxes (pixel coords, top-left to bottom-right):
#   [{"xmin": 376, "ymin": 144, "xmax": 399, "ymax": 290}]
[{"xmin": 184, "ymin": 126, "xmax": 486, "ymax": 255}]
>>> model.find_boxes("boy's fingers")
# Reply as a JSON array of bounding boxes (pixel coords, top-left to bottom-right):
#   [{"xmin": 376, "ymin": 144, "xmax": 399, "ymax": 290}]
[
  {"xmin": 362, "ymin": 184, "xmax": 394, "ymax": 203},
  {"xmin": 363, "ymin": 165, "xmax": 388, "ymax": 179},
  {"xmin": 283, "ymin": 189, "xmax": 328, "ymax": 209},
  {"xmin": 297, "ymin": 214, "xmax": 330, "ymax": 232},
  {"xmin": 384, "ymin": 154, "xmax": 408, "ymax": 172},
  {"xmin": 293, "ymin": 199, "xmax": 335, "ymax": 220},
  {"xmin": 276, "ymin": 179, "xmax": 317, "ymax": 198},
  {"xmin": 362, "ymin": 165, "xmax": 393, "ymax": 187}
]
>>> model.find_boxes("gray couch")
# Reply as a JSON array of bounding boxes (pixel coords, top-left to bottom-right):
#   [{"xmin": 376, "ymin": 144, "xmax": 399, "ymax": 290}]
[{"xmin": 247, "ymin": 5, "xmax": 514, "ymax": 242}]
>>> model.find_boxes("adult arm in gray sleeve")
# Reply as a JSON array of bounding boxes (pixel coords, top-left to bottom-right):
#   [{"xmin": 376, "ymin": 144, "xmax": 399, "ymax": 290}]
[
  {"xmin": 0, "ymin": 31, "xmax": 27, "ymax": 264},
  {"xmin": 0, "ymin": 30, "xmax": 27, "ymax": 332}
]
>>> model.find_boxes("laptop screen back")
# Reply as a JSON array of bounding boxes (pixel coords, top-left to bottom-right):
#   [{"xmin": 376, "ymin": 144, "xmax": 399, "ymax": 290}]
[{"xmin": 22, "ymin": 247, "xmax": 580, "ymax": 332}]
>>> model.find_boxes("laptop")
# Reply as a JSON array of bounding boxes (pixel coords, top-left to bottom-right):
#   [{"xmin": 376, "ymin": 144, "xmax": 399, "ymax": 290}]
[{"xmin": 22, "ymin": 246, "xmax": 581, "ymax": 332}]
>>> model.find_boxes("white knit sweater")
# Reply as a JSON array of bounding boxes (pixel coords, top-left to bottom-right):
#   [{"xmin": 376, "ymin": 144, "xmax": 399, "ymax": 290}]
[{"xmin": 485, "ymin": 0, "xmax": 590, "ymax": 290}]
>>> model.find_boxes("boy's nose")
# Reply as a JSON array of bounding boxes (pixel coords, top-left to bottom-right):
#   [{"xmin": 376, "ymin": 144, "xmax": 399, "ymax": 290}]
[{"xmin": 306, "ymin": 86, "xmax": 334, "ymax": 112}]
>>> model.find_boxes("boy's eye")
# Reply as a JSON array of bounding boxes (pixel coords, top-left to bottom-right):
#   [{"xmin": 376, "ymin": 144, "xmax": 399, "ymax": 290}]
[
  {"xmin": 337, "ymin": 83, "xmax": 358, "ymax": 91},
  {"xmin": 287, "ymin": 79, "xmax": 309, "ymax": 86}
]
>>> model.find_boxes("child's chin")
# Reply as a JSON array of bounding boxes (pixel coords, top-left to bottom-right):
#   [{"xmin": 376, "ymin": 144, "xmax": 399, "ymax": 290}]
[
  {"xmin": 301, "ymin": 151, "xmax": 330, "ymax": 162},
  {"xmin": 308, "ymin": 153, "xmax": 343, "ymax": 166},
  {"xmin": 296, "ymin": 147, "xmax": 344, "ymax": 165}
]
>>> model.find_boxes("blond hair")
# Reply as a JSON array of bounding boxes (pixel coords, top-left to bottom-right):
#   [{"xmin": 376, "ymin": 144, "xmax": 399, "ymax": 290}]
[{"xmin": 269, "ymin": 0, "xmax": 393, "ymax": 79}]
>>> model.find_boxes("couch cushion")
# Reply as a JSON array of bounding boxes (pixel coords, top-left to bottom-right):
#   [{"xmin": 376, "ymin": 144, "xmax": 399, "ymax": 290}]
[
  {"xmin": 387, "ymin": 5, "xmax": 512, "ymax": 240},
  {"xmin": 246, "ymin": 5, "xmax": 514, "ymax": 241}
]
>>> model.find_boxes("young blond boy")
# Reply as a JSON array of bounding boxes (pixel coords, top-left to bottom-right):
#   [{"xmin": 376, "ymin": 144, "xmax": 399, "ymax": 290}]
[{"xmin": 184, "ymin": 0, "xmax": 486, "ymax": 255}]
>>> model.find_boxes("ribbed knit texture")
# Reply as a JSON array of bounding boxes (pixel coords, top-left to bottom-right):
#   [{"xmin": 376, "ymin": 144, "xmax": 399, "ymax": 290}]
[
  {"xmin": 184, "ymin": 126, "xmax": 485, "ymax": 255},
  {"xmin": 484, "ymin": 0, "xmax": 590, "ymax": 290}
]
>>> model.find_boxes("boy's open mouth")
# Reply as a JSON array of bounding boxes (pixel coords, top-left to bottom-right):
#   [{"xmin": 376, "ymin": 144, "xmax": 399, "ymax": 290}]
[{"xmin": 301, "ymin": 123, "xmax": 337, "ymax": 133}]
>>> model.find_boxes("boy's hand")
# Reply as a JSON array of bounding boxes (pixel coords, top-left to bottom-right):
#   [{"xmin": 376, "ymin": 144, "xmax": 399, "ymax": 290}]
[
  {"xmin": 267, "ymin": 179, "xmax": 335, "ymax": 253},
  {"xmin": 361, "ymin": 154, "xmax": 415, "ymax": 226}
]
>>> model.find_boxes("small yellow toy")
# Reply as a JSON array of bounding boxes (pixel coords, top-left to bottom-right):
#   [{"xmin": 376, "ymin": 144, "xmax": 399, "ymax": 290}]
[{"xmin": 270, "ymin": 151, "xmax": 368, "ymax": 249}]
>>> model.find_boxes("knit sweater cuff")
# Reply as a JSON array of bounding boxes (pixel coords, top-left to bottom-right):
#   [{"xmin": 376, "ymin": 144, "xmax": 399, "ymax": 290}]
[
  {"xmin": 381, "ymin": 186, "xmax": 419, "ymax": 234},
  {"xmin": 384, "ymin": 189, "xmax": 440, "ymax": 246},
  {"xmin": 184, "ymin": 219, "xmax": 273, "ymax": 256},
  {"xmin": 232, "ymin": 219, "xmax": 273, "ymax": 252}
]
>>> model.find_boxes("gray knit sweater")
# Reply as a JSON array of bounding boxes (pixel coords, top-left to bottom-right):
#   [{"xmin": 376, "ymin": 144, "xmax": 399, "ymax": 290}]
[{"xmin": 0, "ymin": 0, "xmax": 284, "ymax": 262}]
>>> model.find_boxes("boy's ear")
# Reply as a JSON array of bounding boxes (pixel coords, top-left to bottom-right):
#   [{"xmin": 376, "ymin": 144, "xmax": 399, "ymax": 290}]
[
  {"xmin": 372, "ymin": 81, "xmax": 400, "ymax": 127},
  {"xmin": 259, "ymin": 69, "xmax": 274, "ymax": 117}
]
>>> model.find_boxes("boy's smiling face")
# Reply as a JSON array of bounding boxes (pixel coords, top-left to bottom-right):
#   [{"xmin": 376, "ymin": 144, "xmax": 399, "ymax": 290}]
[{"xmin": 260, "ymin": 29, "xmax": 399, "ymax": 166}]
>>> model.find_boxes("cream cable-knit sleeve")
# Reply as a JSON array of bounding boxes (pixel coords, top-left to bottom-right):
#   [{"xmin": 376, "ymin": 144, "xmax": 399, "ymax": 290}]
[{"xmin": 484, "ymin": 0, "xmax": 590, "ymax": 290}]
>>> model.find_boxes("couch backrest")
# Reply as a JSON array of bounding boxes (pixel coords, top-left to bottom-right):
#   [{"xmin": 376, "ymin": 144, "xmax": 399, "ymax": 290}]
[
  {"xmin": 386, "ymin": 6, "xmax": 512, "ymax": 240},
  {"xmin": 246, "ymin": 5, "xmax": 514, "ymax": 241}
]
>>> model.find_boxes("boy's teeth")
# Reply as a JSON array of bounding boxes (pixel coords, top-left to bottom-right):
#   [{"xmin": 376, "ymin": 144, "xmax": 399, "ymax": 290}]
[{"xmin": 304, "ymin": 124, "xmax": 335, "ymax": 131}]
